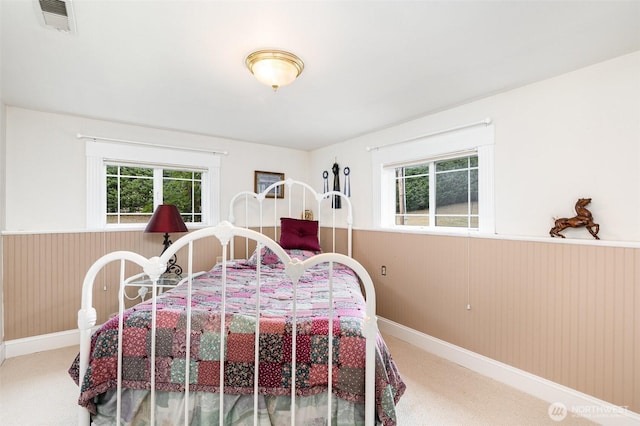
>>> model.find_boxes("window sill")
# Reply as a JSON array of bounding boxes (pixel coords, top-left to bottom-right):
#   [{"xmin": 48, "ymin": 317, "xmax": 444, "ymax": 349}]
[
  {"xmin": 380, "ymin": 225, "xmax": 483, "ymax": 238},
  {"xmin": 370, "ymin": 226, "xmax": 640, "ymax": 248}
]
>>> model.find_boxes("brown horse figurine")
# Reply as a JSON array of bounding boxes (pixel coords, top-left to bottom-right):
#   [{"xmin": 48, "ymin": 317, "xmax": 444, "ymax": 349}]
[{"xmin": 550, "ymin": 198, "xmax": 600, "ymax": 239}]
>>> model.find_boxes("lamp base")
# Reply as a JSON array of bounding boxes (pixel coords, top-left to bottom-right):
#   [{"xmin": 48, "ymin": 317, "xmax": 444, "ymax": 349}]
[{"xmin": 160, "ymin": 233, "xmax": 183, "ymax": 277}]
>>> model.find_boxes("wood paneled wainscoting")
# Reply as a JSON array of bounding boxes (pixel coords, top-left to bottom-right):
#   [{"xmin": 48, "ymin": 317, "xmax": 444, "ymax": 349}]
[
  {"xmin": 1, "ymin": 227, "xmax": 346, "ymax": 341},
  {"xmin": 2, "ymin": 230, "xmax": 222, "ymax": 341},
  {"xmin": 352, "ymin": 229, "xmax": 640, "ymax": 415},
  {"xmin": 4, "ymin": 227, "xmax": 638, "ymax": 414}
]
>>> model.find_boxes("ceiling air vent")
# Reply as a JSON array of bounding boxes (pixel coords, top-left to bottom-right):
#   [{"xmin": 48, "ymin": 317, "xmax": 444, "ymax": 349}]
[{"xmin": 36, "ymin": 0, "xmax": 76, "ymax": 33}]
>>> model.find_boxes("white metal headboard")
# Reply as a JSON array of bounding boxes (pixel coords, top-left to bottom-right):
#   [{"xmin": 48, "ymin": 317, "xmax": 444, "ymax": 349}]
[{"xmin": 228, "ymin": 178, "xmax": 353, "ymax": 258}]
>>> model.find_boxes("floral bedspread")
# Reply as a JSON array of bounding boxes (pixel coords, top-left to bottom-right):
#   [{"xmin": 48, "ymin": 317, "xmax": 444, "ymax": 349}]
[{"xmin": 69, "ymin": 251, "xmax": 405, "ymax": 425}]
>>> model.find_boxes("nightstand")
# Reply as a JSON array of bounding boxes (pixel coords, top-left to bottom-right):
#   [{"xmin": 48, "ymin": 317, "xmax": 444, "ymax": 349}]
[{"xmin": 127, "ymin": 275, "xmax": 182, "ymax": 301}]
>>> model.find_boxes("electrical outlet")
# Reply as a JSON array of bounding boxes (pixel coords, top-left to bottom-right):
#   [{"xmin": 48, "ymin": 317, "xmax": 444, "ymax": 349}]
[{"xmin": 381, "ymin": 265, "xmax": 387, "ymax": 276}]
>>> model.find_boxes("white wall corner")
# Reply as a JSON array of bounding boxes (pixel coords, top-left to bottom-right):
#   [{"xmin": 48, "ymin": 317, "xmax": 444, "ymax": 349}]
[{"xmin": 378, "ymin": 317, "xmax": 640, "ymax": 426}]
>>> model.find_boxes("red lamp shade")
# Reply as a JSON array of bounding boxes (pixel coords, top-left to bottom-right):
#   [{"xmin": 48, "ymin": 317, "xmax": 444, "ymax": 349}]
[
  {"xmin": 145, "ymin": 205, "xmax": 188, "ymax": 276},
  {"xmin": 144, "ymin": 205, "xmax": 188, "ymax": 234}
]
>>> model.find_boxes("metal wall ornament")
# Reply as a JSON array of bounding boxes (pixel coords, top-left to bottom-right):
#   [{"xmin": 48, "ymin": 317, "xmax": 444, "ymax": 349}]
[
  {"xmin": 332, "ymin": 162, "xmax": 341, "ymax": 209},
  {"xmin": 343, "ymin": 167, "xmax": 351, "ymax": 197},
  {"xmin": 323, "ymin": 161, "xmax": 351, "ymax": 209},
  {"xmin": 549, "ymin": 198, "xmax": 600, "ymax": 240}
]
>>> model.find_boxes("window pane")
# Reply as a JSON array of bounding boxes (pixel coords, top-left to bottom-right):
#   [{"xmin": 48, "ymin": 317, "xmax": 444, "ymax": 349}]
[
  {"xmin": 436, "ymin": 157, "xmax": 468, "ymax": 172},
  {"xmin": 470, "ymin": 216, "xmax": 479, "ymax": 228},
  {"xmin": 106, "ymin": 165, "xmax": 154, "ymax": 224},
  {"xmin": 395, "ymin": 214, "xmax": 429, "ymax": 226},
  {"xmin": 395, "ymin": 165, "xmax": 429, "ymax": 226},
  {"xmin": 470, "ymin": 169, "xmax": 478, "ymax": 214},
  {"xmin": 194, "ymin": 180, "xmax": 202, "ymax": 214},
  {"xmin": 163, "ymin": 179, "xmax": 191, "ymax": 206},
  {"xmin": 435, "ymin": 216, "xmax": 469, "ymax": 228},
  {"xmin": 106, "ymin": 176, "xmax": 118, "ymax": 213},
  {"xmin": 164, "ymin": 169, "xmax": 193, "ymax": 179},
  {"xmin": 435, "ymin": 170, "xmax": 468, "ymax": 214},
  {"xmin": 107, "ymin": 213, "xmax": 152, "ymax": 224},
  {"xmin": 164, "ymin": 179, "xmax": 195, "ymax": 220},
  {"xmin": 120, "ymin": 176, "xmax": 153, "ymax": 213},
  {"xmin": 163, "ymin": 170, "xmax": 203, "ymax": 223},
  {"xmin": 404, "ymin": 164, "xmax": 428, "ymax": 177},
  {"xmin": 119, "ymin": 166, "xmax": 153, "ymax": 177}
]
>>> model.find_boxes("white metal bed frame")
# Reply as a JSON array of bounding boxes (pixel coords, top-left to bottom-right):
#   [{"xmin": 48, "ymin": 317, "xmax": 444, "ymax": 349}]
[
  {"xmin": 76, "ymin": 180, "xmax": 378, "ymax": 425},
  {"xmin": 229, "ymin": 178, "xmax": 353, "ymax": 258}
]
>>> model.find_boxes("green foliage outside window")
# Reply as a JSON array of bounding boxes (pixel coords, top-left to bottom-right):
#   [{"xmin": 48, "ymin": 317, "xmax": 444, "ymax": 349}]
[
  {"xmin": 106, "ymin": 165, "xmax": 203, "ymax": 224},
  {"xmin": 435, "ymin": 157, "xmax": 478, "ymax": 207},
  {"xmin": 394, "ymin": 155, "xmax": 478, "ymax": 228},
  {"xmin": 163, "ymin": 170, "xmax": 202, "ymax": 223}
]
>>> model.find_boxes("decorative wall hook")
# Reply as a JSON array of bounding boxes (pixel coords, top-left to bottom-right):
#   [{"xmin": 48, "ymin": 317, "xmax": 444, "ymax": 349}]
[
  {"xmin": 332, "ymin": 162, "xmax": 341, "ymax": 209},
  {"xmin": 324, "ymin": 160, "xmax": 351, "ymax": 208},
  {"xmin": 343, "ymin": 167, "xmax": 351, "ymax": 197}
]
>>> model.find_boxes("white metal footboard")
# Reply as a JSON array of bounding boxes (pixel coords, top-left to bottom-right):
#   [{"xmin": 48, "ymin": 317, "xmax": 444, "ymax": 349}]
[{"xmin": 77, "ymin": 221, "xmax": 377, "ymax": 425}]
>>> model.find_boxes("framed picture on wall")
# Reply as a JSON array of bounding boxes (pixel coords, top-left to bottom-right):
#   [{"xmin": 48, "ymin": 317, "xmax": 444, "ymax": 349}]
[{"xmin": 254, "ymin": 171, "xmax": 285, "ymax": 198}]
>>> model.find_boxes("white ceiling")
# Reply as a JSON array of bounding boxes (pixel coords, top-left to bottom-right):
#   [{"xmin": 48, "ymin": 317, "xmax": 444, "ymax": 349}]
[{"xmin": 2, "ymin": 1, "xmax": 639, "ymax": 151}]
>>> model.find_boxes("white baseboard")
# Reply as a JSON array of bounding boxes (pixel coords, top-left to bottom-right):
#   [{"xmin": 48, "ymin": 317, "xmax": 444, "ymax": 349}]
[
  {"xmin": 378, "ymin": 317, "xmax": 640, "ymax": 426},
  {"xmin": 4, "ymin": 329, "xmax": 79, "ymax": 359}
]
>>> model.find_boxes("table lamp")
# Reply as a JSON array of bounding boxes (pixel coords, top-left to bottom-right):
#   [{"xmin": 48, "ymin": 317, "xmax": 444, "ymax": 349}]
[{"xmin": 144, "ymin": 204, "xmax": 188, "ymax": 276}]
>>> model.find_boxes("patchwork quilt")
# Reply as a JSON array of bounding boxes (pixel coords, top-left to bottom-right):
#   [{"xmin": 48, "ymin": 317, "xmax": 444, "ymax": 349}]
[{"xmin": 69, "ymin": 249, "xmax": 405, "ymax": 425}]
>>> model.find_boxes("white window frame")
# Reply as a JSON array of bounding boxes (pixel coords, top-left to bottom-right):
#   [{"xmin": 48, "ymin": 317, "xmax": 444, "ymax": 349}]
[
  {"xmin": 104, "ymin": 163, "xmax": 205, "ymax": 225},
  {"xmin": 86, "ymin": 140, "xmax": 220, "ymax": 230},
  {"xmin": 372, "ymin": 123, "xmax": 495, "ymax": 234}
]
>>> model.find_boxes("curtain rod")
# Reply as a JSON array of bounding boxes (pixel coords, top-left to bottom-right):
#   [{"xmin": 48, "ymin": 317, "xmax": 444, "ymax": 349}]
[
  {"xmin": 77, "ymin": 133, "xmax": 229, "ymax": 155},
  {"xmin": 366, "ymin": 117, "xmax": 492, "ymax": 152}
]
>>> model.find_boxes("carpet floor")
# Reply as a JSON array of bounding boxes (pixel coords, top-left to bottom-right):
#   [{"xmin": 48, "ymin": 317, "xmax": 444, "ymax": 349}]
[{"xmin": 0, "ymin": 333, "xmax": 593, "ymax": 425}]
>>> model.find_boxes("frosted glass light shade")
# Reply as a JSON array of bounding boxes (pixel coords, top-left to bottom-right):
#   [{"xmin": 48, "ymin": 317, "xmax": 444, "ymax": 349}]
[{"xmin": 245, "ymin": 50, "xmax": 304, "ymax": 91}]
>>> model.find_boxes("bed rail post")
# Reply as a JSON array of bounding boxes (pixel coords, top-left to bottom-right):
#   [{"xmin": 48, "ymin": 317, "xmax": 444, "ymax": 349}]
[{"xmin": 77, "ymin": 307, "xmax": 96, "ymax": 425}]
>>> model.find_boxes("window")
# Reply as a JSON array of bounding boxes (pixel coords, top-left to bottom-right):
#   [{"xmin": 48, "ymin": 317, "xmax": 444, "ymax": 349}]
[
  {"xmin": 163, "ymin": 169, "xmax": 203, "ymax": 223},
  {"xmin": 86, "ymin": 140, "xmax": 220, "ymax": 229},
  {"xmin": 372, "ymin": 122, "xmax": 494, "ymax": 233},
  {"xmin": 394, "ymin": 154, "xmax": 478, "ymax": 228},
  {"xmin": 106, "ymin": 164, "xmax": 203, "ymax": 224}
]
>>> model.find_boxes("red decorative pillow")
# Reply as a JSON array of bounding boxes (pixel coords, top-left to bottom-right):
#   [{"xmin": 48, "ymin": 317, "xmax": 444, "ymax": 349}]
[{"xmin": 279, "ymin": 218, "xmax": 321, "ymax": 252}]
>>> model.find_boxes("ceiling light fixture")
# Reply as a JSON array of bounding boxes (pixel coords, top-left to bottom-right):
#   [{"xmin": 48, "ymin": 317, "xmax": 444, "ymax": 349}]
[{"xmin": 245, "ymin": 49, "xmax": 304, "ymax": 92}]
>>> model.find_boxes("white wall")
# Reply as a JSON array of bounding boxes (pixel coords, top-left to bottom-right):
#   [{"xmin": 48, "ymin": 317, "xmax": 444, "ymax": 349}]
[
  {"xmin": 0, "ymin": 102, "xmax": 4, "ymax": 360},
  {"xmin": 0, "ymin": 0, "xmax": 6, "ymax": 356},
  {"xmin": 4, "ymin": 51, "xmax": 640, "ymax": 240},
  {"xmin": 4, "ymin": 107, "xmax": 310, "ymax": 232},
  {"xmin": 311, "ymin": 51, "xmax": 640, "ymax": 242}
]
